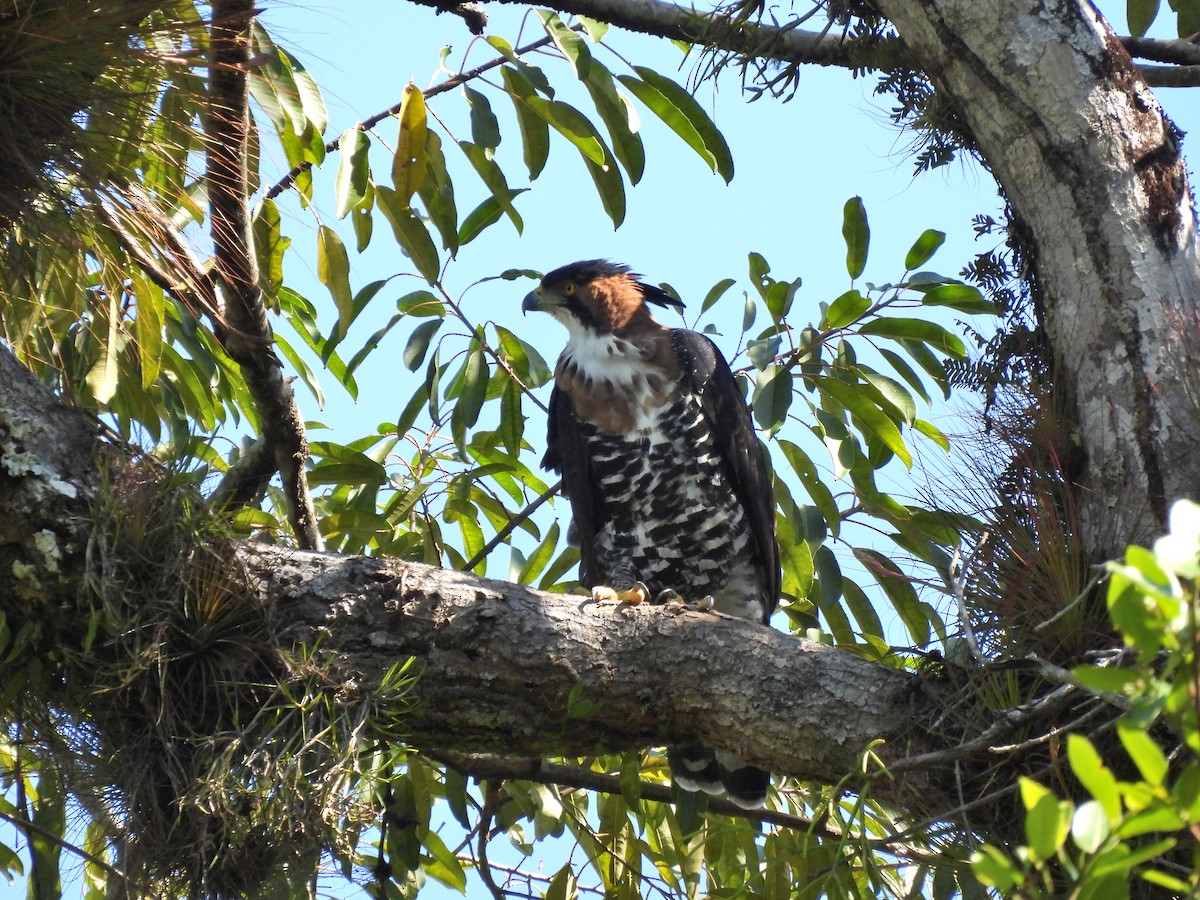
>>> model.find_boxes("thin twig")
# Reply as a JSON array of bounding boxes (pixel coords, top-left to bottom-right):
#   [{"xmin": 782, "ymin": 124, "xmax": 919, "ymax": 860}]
[
  {"xmin": 264, "ymin": 34, "xmax": 556, "ymax": 201},
  {"xmin": 463, "ymin": 479, "xmax": 563, "ymax": 572}
]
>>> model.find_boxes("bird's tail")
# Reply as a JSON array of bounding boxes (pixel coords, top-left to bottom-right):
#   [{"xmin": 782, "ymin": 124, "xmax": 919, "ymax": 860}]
[{"xmin": 669, "ymin": 746, "xmax": 770, "ymax": 809}]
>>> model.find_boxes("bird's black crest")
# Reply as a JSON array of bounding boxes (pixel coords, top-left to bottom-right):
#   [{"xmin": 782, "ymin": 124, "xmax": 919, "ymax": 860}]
[{"xmin": 542, "ymin": 259, "xmax": 685, "ymax": 311}]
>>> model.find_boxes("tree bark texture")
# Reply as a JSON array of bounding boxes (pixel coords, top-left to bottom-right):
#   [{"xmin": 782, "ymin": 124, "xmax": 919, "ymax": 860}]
[
  {"xmin": 869, "ymin": 0, "xmax": 1200, "ymax": 555},
  {"xmin": 251, "ymin": 544, "xmax": 916, "ymax": 784}
]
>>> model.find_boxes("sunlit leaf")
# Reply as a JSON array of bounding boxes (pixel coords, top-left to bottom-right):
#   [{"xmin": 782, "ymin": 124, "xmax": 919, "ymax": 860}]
[
  {"xmin": 904, "ymin": 229, "xmax": 945, "ymax": 270},
  {"xmin": 458, "ymin": 188, "xmax": 529, "ymax": 245},
  {"xmin": 334, "ymin": 127, "xmax": 370, "ymax": 219},
  {"xmin": 818, "ymin": 378, "xmax": 913, "ymax": 468},
  {"xmin": 393, "ymin": 83, "xmax": 428, "ymax": 206},
  {"xmin": 459, "ymin": 141, "xmax": 523, "ymax": 232},
  {"xmin": 618, "ymin": 68, "xmax": 733, "ymax": 183},
  {"xmin": 536, "ymin": 10, "xmax": 591, "ymax": 79},
  {"xmin": 502, "ymin": 66, "xmax": 551, "ymax": 179},
  {"xmin": 823, "ymin": 289, "xmax": 869, "ymax": 329},
  {"xmin": 317, "ymin": 224, "xmax": 353, "ymax": 323},
  {"xmin": 860, "ymin": 317, "xmax": 967, "ymax": 358},
  {"xmin": 376, "ymin": 185, "xmax": 441, "ymax": 284},
  {"xmin": 132, "ymin": 269, "xmax": 163, "ymax": 390},
  {"xmin": 583, "ymin": 62, "xmax": 645, "ymax": 184}
]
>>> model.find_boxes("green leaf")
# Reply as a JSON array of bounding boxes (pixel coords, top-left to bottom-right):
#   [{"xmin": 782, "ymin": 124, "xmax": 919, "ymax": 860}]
[
  {"xmin": 878, "ymin": 347, "xmax": 931, "ymax": 404},
  {"xmin": 752, "ymin": 364, "xmax": 792, "ymax": 436},
  {"xmin": 818, "ymin": 378, "xmax": 913, "ymax": 468},
  {"xmin": 417, "ymin": 130, "xmax": 458, "ymax": 253},
  {"xmin": 376, "ymin": 185, "xmax": 441, "ymax": 283},
  {"xmin": 334, "ymin": 127, "xmax": 370, "ymax": 219},
  {"xmin": 701, "ymin": 277, "xmax": 736, "ymax": 314},
  {"xmin": 920, "ymin": 282, "xmax": 997, "ymax": 314},
  {"xmin": 132, "ymin": 269, "xmax": 164, "ymax": 390},
  {"xmin": 317, "ymin": 224, "xmax": 353, "ymax": 323},
  {"xmin": 777, "ymin": 439, "xmax": 840, "ymax": 539},
  {"xmin": 578, "ymin": 15, "xmax": 610, "ymax": 41},
  {"xmin": 904, "ymin": 229, "xmax": 945, "ymax": 270},
  {"xmin": 393, "ymin": 83, "xmax": 428, "ymax": 206},
  {"xmin": 518, "ymin": 95, "xmax": 606, "ymax": 164},
  {"xmin": 859, "ymin": 317, "xmax": 967, "ymax": 358},
  {"xmin": 913, "ymin": 418, "xmax": 950, "ymax": 451},
  {"xmin": 404, "ymin": 319, "xmax": 442, "ymax": 371},
  {"xmin": 854, "ymin": 548, "xmax": 928, "ymax": 645},
  {"xmin": 87, "ymin": 289, "xmax": 123, "ymax": 404},
  {"xmin": 253, "ymin": 197, "xmax": 289, "ymax": 294},
  {"xmin": 861, "ymin": 370, "xmax": 917, "ymax": 424},
  {"xmin": 502, "ymin": 66, "xmax": 551, "ymax": 179},
  {"xmin": 458, "ymin": 188, "xmax": 529, "ymax": 246},
  {"xmin": 464, "ymin": 86, "xmax": 501, "ymax": 151},
  {"xmin": 808, "ymin": 546, "xmax": 849, "ymax": 640},
  {"xmin": 618, "ymin": 68, "xmax": 734, "ymax": 183},
  {"xmin": 842, "ymin": 576, "xmax": 884, "ymax": 639},
  {"xmin": 422, "ymin": 828, "xmax": 467, "ymax": 892},
  {"xmin": 451, "ymin": 344, "xmax": 489, "ymax": 430},
  {"xmin": 459, "ymin": 141, "xmax": 523, "ymax": 232},
  {"xmin": 582, "ymin": 62, "xmax": 645, "ymax": 184},
  {"xmin": 275, "ymin": 332, "xmax": 326, "ymax": 408},
  {"xmin": 1020, "ymin": 778, "xmax": 1071, "ymax": 863},
  {"xmin": 1128, "ymin": 0, "xmax": 1161, "ymax": 36},
  {"xmin": 778, "ymin": 521, "xmax": 815, "ymax": 604},
  {"xmin": 747, "ymin": 335, "xmax": 782, "ymax": 370},
  {"xmin": 1067, "ymin": 734, "xmax": 1122, "ymax": 822},
  {"xmin": 536, "ymin": 10, "xmax": 592, "ymax": 78},
  {"xmin": 1117, "ymin": 720, "xmax": 1169, "ymax": 785},
  {"xmin": 842, "ymin": 196, "xmax": 869, "ymax": 279},
  {"xmin": 823, "ymin": 289, "xmax": 870, "ymax": 329}
]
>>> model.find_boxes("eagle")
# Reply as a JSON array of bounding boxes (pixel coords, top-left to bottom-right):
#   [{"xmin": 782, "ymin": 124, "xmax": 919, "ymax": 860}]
[{"xmin": 522, "ymin": 259, "xmax": 780, "ymax": 808}]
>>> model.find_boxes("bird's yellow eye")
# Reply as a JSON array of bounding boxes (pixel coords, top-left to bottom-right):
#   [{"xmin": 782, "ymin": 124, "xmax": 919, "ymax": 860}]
[{"xmin": 563, "ymin": 282, "xmax": 576, "ymax": 296}]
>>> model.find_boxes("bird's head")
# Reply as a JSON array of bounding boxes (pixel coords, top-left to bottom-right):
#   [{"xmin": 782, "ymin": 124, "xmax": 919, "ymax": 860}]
[{"xmin": 522, "ymin": 260, "xmax": 684, "ymax": 335}]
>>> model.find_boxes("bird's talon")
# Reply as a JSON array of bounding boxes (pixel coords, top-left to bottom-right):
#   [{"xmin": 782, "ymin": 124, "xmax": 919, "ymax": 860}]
[
  {"xmin": 591, "ymin": 582, "xmax": 649, "ymax": 605},
  {"xmin": 591, "ymin": 585, "xmax": 619, "ymax": 603}
]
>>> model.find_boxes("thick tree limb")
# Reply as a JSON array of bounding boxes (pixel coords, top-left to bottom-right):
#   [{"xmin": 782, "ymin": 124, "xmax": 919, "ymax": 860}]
[
  {"xmin": 249, "ymin": 543, "xmax": 916, "ymax": 785},
  {"xmin": 205, "ymin": 1, "xmax": 322, "ymax": 549},
  {"xmin": 0, "ymin": 342, "xmax": 926, "ymax": 800},
  {"xmin": 409, "ymin": 0, "xmax": 1200, "ymax": 86}
]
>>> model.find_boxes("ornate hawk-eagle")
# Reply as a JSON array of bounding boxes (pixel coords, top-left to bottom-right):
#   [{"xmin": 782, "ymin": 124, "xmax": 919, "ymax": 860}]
[{"xmin": 523, "ymin": 260, "xmax": 780, "ymax": 808}]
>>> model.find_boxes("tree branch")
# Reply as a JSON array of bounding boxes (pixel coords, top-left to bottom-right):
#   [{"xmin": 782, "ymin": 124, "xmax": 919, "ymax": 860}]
[
  {"xmin": 404, "ymin": 0, "xmax": 1200, "ymax": 87},
  {"xmin": 205, "ymin": 1, "xmax": 322, "ymax": 549}
]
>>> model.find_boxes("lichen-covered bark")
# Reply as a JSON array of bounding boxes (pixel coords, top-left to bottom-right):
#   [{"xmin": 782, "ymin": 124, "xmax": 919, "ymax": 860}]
[
  {"xmin": 869, "ymin": 0, "xmax": 1200, "ymax": 554},
  {"xmin": 0, "ymin": 350, "xmax": 99, "ymax": 605}
]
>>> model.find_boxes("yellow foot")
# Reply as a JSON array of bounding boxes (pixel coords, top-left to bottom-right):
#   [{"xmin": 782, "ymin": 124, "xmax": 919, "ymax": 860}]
[{"xmin": 591, "ymin": 582, "xmax": 649, "ymax": 604}]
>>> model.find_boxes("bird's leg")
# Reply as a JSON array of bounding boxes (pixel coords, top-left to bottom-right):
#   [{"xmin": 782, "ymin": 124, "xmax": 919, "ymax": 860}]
[{"xmin": 591, "ymin": 581, "xmax": 649, "ymax": 604}]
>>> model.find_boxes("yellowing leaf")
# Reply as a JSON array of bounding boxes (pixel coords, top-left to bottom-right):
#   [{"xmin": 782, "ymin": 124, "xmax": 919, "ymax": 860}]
[{"xmin": 393, "ymin": 84, "xmax": 428, "ymax": 206}]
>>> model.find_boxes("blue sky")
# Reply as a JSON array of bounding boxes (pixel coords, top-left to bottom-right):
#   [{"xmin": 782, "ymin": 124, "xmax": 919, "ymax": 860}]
[{"xmin": 7, "ymin": 0, "xmax": 1200, "ymax": 896}]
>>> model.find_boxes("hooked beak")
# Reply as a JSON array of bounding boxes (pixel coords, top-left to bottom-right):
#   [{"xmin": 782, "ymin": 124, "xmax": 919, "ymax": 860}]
[{"xmin": 521, "ymin": 290, "xmax": 540, "ymax": 315}]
